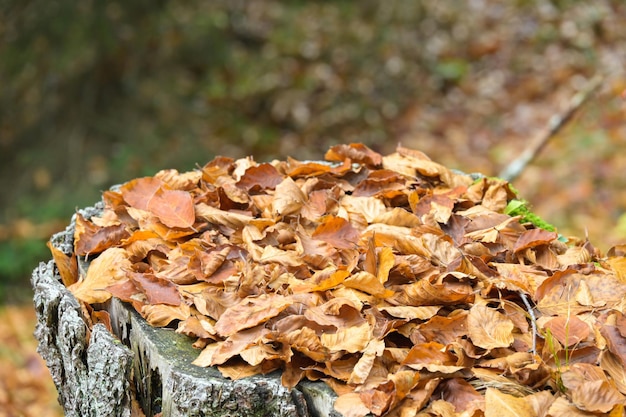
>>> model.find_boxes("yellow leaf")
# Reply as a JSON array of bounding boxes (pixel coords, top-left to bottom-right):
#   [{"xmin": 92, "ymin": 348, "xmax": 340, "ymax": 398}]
[
  {"xmin": 141, "ymin": 303, "xmax": 190, "ymax": 327},
  {"xmin": 321, "ymin": 322, "xmax": 371, "ymax": 353},
  {"xmin": 377, "ymin": 305, "xmax": 440, "ymax": 321},
  {"xmin": 377, "ymin": 246, "xmax": 395, "ymax": 284},
  {"xmin": 485, "ymin": 388, "xmax": 534, "ymax": 417},
  {"xmin": 348, "ymin": 339, "xmax": 385, "ymax": 385},
  {"xmin": 334, "ymin": 393, "xmax": 371, "ymax": 417},
  {"xmin": 343, "ymin": 271, "xmax": 395, "ymax": 298},
  {"xmin": 68, "ymin": 247, "xmax": 130, "ymax": 304}
]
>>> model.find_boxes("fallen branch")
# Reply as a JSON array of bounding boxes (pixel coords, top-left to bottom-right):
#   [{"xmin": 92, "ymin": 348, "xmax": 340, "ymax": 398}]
[{"xmin": 499, "ymin": 74, "xmax": 604, "ymax": 182}]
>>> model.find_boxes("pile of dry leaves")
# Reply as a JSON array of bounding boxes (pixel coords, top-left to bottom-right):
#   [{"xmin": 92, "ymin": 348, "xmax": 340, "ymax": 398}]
[{"xmin": 50, "ymin": 143, "xmax": 626, "ymax": 416}]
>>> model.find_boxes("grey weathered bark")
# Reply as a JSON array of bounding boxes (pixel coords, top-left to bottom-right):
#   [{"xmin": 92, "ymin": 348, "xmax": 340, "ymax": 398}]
[{"xmin": 32, "ymin": 207, "xmax": 342, "ymax": 417}]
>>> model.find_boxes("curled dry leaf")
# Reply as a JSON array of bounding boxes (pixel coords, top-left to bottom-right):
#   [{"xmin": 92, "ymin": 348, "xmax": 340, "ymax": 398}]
[
  {"xmin": 50, "ymin": 143, "xmax": 626, "ymax": 417},
  {"xmin": 74, "ymin": 213, "xmax": 130, "ymax": 256},
  {"xmin": 467, "ymin": 305, "xmax": 514, "ymax": 350},
  {"xmin": 214, "ymin": 294, "xmax": 293, "ymax": 337},
  {"xmin": 47, "ymin": 240, "xmax": 78, "ymax": 287},
  {"xmin": 69, "ymin": 247, "xmax": 131, "ymax": 304}
]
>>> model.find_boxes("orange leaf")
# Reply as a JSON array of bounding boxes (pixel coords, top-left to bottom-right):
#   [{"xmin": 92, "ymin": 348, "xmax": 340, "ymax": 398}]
[
  {"xmin": 542, "ymin": 315, "xmax": 590, "ymax": 347},
  {"xmin": 214, "ymin": 294, "xmax": 293, "ymax": 337},
  {"xmin": 334, "ymin": 393, "xmax": 371, "ymax": 417},
  {"xmin": 147, "ymin": 188, "xmax": 195, "ymax": 229},
  {"xmin": 47, "ymin": 240, "xmax": 78, "ymax": 287},
  {"xmin": 129, "ymin": 272, "xmax": 181, "ymax": 306},
  {"xmin": 325, "ymin": 143, "xmax": 383, "ymax": 167},
  {"xmin": 120, "ymin": 176, "xmax": 163, "ymax": 210},
  {"xmin": 343, "ymin": 271, "xmax": 394, "ymax": 298},
  {"xmin": 312, "ymin": 215, "xmax": 359, "ymax": 250},
  {"xmin": 69, "ymin": 247, "xmax": 130, "ymax": 304},
  {"xmin": 236, "ymin": 163, "xmax": 284, "ymax": 191},
  {"xmin": 402, "ymin": 341, "xmax": 461, "ymax": 373}
]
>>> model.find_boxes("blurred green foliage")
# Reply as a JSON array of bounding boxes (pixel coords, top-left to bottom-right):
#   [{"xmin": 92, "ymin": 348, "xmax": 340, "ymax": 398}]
[{"xmin": 1, "ymin": 0, "xmax": 624, "ymax": 300}]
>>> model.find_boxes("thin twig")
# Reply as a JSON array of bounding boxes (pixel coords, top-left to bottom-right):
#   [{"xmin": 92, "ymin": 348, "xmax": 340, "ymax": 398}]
[
  {"xmin": 519, "ymin": 292, "xmax": 538, "ymax": 358},
  {"xmin": 499, "ymin": 74, "xmax": 604, "ymax": 182}
]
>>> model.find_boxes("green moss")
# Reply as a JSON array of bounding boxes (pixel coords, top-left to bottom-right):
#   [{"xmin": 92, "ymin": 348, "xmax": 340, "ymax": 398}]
[{"xmin": 505, "ymin": 198, "xmax": 557, "ymax": 232}]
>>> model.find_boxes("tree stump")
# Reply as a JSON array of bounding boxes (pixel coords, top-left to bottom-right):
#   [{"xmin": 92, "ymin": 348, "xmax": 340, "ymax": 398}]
[{"xmin": 33, "ymin": 204, "xmax": 341, "ymax": 417}]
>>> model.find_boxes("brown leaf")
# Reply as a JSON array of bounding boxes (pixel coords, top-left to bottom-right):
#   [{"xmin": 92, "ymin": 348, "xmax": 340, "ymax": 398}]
[
  {"xmin": 279, "ymin": 326, "xmax": 329, "ymax": 362},
  {"xmin": 129, "ymin": 272, "xmax": 181, "ymax": 306},
  {"xmin": 236, "ymin": 163, "xmax": 284, "ymax": 191},
  {"xmin": 47, "ymin": 240, "xmax": 78, "ymax": 287},
  {"xmin": 348, "ymin": 339, "xmax": 385, "ymax": 385},
  {"xmin": 437, "ymin": 378, "xmax": 482, "ymax": 413},
  {"xmin": 391, "ymin": 273, "xmax": 475, "ymax": 306},
  {"xmin": 547, "ymin": 397, "xmax": 597, "ymax": 417},
  {"xmin": 601, "ymin": 313, "xmax": 626, "ymax": 369},
  {"xmin": 359, "ymin": 380, "xmax": 395, "ymax": 416},
  {"xmin": 212, "ymin": 325, "xmax": 270, "ymax": 366},
  {"xmin": 600, "ymin": 351, "xmax": 626, "ymax": 395},
  {"xmin": 513, "ymin": 228, "xmax": 558, "ymax": 253},
  {"xmin": 74, "ymin": 213, "xmax": 130, "ymax": 256},
  {"xmin": 561, "ymin": 363, "xmax": 625, "ymax": 413},
  {"xmin": 378, "ymin": 305, "xmax": 440, "ymax": 321},
  {"xmin": 105, "ymin": 279, "xmax": 145, "ymax": 309},
  {"xmin": 303, "ymin": 297, "xmax": 365, "ymax": 328},
  {"xmin": 154, "ymin": 168, "xmax": 202, "ymax": 190},
  {"xmin": 195, "ymin": 203, "xmax": 253, "ymax": 230},
  {"xmin": 325, "ymin": 143, "xmax": 383, "ymax": 167},
  {"xmin": 467, "ymin": 305, "xmax": 514, "ymax": 350},
  {"xmin": 491, "ymin": 263, "xmax": 548, "ymax": 296},
  {"xmin": 214, "ymin": 294, "xmax": 293, "ymax": 337}
]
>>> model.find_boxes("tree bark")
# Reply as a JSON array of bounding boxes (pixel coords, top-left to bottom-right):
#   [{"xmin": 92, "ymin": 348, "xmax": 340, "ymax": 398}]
[{"xmin": 32, "ymin": 207, "xmax": 342, "ymax": 417}]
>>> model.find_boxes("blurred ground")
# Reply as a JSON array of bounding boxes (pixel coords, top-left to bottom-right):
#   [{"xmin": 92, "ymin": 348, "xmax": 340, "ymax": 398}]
[
  {"xmin": 1, "ymin": 0, "xmax": 625, "ymax": 414},
  {"xmin": 0, "ymin": 306, "xmax": 62, "ymax": 417}
]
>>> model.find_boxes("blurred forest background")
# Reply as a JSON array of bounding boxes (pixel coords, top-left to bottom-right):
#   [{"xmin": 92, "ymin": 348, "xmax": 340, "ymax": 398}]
[{"xmin": 0, "ymin": 0, "xmax": 625, "ymax": 413}]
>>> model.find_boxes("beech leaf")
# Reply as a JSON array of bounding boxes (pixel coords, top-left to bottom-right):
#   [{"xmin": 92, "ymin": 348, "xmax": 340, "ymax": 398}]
[
  {"xmin": 467, "ymin": 305, "xmax": 514, "ymax": 350},
  {"xmin": 485, "ymin": 388, "xmax": 534, "ymax": 417},
  {"xmin": 69, "ymin": 247, "xmax": 130, "ymax": 304},
  {"xmin": 214, "ymin": 294, "xmax": 293, "ymax": 337},
  {"xmin": 147, "ymin": 187, "xmax": 195, "ymax": 229}
]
